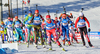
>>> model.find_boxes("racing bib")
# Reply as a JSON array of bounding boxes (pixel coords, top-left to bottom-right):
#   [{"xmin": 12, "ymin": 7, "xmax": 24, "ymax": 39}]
[
  {"xmin": 15, "ymin": 24, "xmax": 20, "ymax": 27},
  {"xmin": 8, "ymin": 25, "xmax": 12, "ymax": 27},
  {"xmin": 62, "ymin": 23, "xmax": 68, "ymax": 26},
  {"xmin": 78, "ymin": 22, "xmax": 85, "ymax": 25},
  {"xmin": 34, "ymin": 20, "xmax": 41, "ymax": 24}
]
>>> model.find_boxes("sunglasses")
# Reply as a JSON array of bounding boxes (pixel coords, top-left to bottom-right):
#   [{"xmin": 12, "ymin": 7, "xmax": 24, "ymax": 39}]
[
  {"xmin": 46, "ymin": 18, "xmax": 50, "ymax": 20},
  {"xmin": 80, "ymin": 16, "xmax": 83, "ymax": 17},
  {"xmin": 35, "ymin": 13, "xmax": 39, "ymax": 14}
]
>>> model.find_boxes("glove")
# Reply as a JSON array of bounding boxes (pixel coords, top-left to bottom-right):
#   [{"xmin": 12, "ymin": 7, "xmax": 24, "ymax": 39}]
[
  {"xmin": 70, "ymin": 23, "xmax": 73, "ymax": 26},
  {"xmin": 88, "ymin": 28, "xmax": 91, "ymax": 32},
  {"xmin": 68, "ymin": 21, "xmax": 70, "ymax": 24},
  {"xmin": 22, "ymin": 24, "xmax": 25, "ymax": 27},
  {"xmin": 13, "ymin": 28, "xmax": 15, "ymax": 31},
  {"xmin": 74, "ymin": 28, "xmax": 77, "ymax": 31},
  {"xmin": 77, "ymin": 31, "xmax": 79, "ymax": 33}
]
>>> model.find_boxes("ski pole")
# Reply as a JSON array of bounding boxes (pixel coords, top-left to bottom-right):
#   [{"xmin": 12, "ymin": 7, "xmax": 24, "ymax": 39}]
[
  {"xmin": 81, "ymin": 8, "xmax": 84, "ymax": 12},
  {"xmin": 47, "ymin": 10, "xmax": 50, "ymax": 15},
  {"xmin": 54, "ymin": 10, "xmax": 59, "ymax": 17},
  {"xmin": 63, "ymin": 6, "xmax": 66, "ymax": 13},
  {"xmin": 36, "ymin": 4, "xmax": 38, "ymax": 10}
]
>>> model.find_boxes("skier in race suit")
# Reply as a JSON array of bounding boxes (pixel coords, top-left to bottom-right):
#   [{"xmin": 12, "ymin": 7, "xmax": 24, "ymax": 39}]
[
  {"xmin": 5, "ymin": 17, "xmax": 14, "ymax": 43},
  {"xmin": 13, "ymin": 16, "xmax": 24, "ymax": 42},
  {"xmin": 69, "ymin": 24, "xmax": 79, "ymax": 43},
  {"xmin": 23, "ymin": 10, "xmax": 33, "ymax": 43},
  {"xmin": 50, "ymin": 17, "xmax": 61, "ymax": 43},
  {"xmin": 60, "ymin": 13, "xmax": 73, "ymax": 46},
  {"xmin": 30, "ymin": 9, "xmax": 45, "ymax": 48},
  {"xmin": 53, "ymin": 17, "xmax": 60, "ymax": 39},
  {"xmin": 42, "ymin": 15, "xmax": 65, "ymax": 51},
  {"xmin": 41, "ymin": 19, "xmax": 47, "ymax": 45},
  {"xmin": 75, "ymin": 12, "xmax": 94, "ymax": 47},
  {"xmin": 0, "ymin": 21, "xmax": 6, "ymax": 43},
  {"xmin": 59, "ymin": 11, "xmax": 71, "ymax": 19}
]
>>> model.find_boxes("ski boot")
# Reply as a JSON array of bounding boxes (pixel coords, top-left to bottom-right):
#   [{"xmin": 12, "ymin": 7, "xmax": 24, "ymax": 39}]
[
  {"xmin": 63, "ymin": 40, "xmax": 65, "ymax": 46},
  {"xmin": 2, "ymin": 40, "xmax": 4, "ymax": 43},
  {"xmin": 88, "ymin": 42, "xmax": 94, "ymax": 48},
  {"xmin": 61, "ymin": 47, "xmax": 65, "ymax": 51},
  {"xmin": 76, "ymin": 41, "xmax": 81, "ymax": 44},
  {"xmin": 42, "ymin": 42, "xmax": 46, "ymax": 48},
  {"xmin": 59, "ymin": 44, "xmax": 65, "ymax": 51},
  {"xmin": 34, "ymin": 43, "xmax": 38, "ymax": 49},
  {"xmin": 71, "ymin": 41, "xmax": 74, "ymax": 44},
  {"xmin": 51, "ymin": 39, "xmax": 56, "ymax": 44},
  {"xmin": 49, "ymin": 47, "xmax": 52, "ymax": 50},
  {"xmin": 10, "ymin": 41, "xmax": 12, "ymax": 43},
  {"xmin": 67, "ymin": 41, "xmax": 71, "ymax": 46},
  {"xmin": 12, "ymin": 41, "xmax": 14, "ymax": 43}
]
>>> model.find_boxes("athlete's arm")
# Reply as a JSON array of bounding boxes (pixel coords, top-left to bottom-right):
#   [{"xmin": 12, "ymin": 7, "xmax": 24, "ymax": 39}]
[{"xmin": 84, "ymin": 17, "xmax": 90, "ymax": 28}]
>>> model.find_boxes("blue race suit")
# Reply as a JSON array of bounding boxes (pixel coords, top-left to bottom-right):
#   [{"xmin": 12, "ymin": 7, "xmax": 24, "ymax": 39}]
[
  {"xmin": 14, "ymin": 20, "xmax": 24, "ymax": 41},
  {"xmin": 60, "ymin": 17, "xmax": 72, "ymax": 41}
]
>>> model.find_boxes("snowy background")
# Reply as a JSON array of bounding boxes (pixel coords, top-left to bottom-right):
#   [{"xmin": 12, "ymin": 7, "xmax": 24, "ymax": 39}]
[
  {"xmin": 2, "ymin": 0, "xmax": 100, "ymax": 31},
  {"xmin": 1, "ymin": 0, "xmax": 100, "ymax": 54}
]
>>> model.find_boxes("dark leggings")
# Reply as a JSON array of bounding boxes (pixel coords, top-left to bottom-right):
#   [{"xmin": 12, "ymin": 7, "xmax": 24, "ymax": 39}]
[{"xmin": 79, "ymin": 26, "xmax": 91, "ymax": 46}]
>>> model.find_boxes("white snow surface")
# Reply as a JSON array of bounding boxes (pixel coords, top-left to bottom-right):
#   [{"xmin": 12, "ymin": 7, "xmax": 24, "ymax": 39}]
[
  {"xmin": 1, "ymin": 0, "xmax": 100, "ymax": 54},
  {"xmin": 14, "ymin": 39, "xmax": 100, "ymax": 54}
]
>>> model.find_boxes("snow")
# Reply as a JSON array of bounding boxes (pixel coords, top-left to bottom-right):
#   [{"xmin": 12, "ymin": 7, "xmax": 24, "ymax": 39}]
[
  {"xmin": 14, "ymin": 39, "xmax": 100, "ymax": 54},
  {"xmin": 1, "ymin": 0, "xmax": 100, "ymax": 54}
]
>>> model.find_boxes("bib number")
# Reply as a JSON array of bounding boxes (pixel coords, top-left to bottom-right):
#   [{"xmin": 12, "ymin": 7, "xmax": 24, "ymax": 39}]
[
  {"xmin": 79, "ymin": 23, "xmax": 85, "ymax": 25},
  {"xmin": 15, "ymin": 24, "xmax": 20, "ymax": 27},
  {"xmin": 34, "ymin": 20, "xmax": 40, "ymax": 23},
  {"xmin": 8, "ymin": 25, "xmax": 12, "ymax": 27},
  {"xmin": 63, "ymin": 23, "xmax": 68, "ymax": 25}
]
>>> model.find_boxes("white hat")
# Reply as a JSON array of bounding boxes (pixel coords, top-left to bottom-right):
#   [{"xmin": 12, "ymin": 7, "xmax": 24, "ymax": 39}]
[{"xmin": 79, "ymin": 12, "xmax": 84, "ymax": 16}]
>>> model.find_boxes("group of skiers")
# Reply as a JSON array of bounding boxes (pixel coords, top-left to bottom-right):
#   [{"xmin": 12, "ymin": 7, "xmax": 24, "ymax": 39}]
[{"xmin": 0, "ymin": 9, "xmax": 94, "ymax": 51}]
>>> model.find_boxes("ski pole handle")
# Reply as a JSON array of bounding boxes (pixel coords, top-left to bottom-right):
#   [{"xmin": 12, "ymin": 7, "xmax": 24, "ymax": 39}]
[
  {"xmin": 47, "ymin": 10, "xmax": 50, "ymax": 15},
  {"xmin": 81, "ymin": 8, "xmax": 84, "ymax": 12},
  {"xmin": 54, "ymin": 14, "xmax": 57, "ymax": 17},
  {"xmin": 36, "ymin": 4, "xmax": 38, "ymax": 9}
]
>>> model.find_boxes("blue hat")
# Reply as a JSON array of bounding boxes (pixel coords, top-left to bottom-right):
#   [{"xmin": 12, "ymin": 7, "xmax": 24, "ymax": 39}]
[{"xmin": 28, "ymin": 10, "xmax": 32, "ymax": 13}]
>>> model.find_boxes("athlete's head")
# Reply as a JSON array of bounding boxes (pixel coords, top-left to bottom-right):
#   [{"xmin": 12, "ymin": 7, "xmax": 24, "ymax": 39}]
[
  {"xmin": 55, "ymin": 17, "xmax": 58, "ymax": 21},
  {"xmin": 8, "ymin": 17, "xmax": 11, "ymax": 21},
  {"xmin": 79, "ymin": 12, "xmax": 84, "ymax": 19},
  {"xmin": 70, "ymin": 13, "xmax": 72, "ymax": 15},
  {"xmin": 62, "ymin": 14, "xmax": 66, "ymax": 19},
  {"xmin": 15, "ymin": 16, "xmax": 18, "ymax": 21},
  {"xmin": 1, "ymin": 21, "xmax": 4, "ymax": 25},
  {"xmin": 46, "ymin": 15, "xmax": 51, "ymax": 22},
  {"xmin": 28, "ymin": 10, "xmax": 32, "ymax": 16},
  {"xmin": 10, "ymin": 18, "xmax": 13, "ymax": 21},
  {"xmin": 35, "ymin": 10, "xmax": 39, "ymax": 16}
]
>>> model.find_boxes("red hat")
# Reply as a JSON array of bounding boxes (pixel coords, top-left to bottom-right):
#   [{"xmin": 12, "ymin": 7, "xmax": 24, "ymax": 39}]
[
  {"xmin": 62, "ymin": 14, "xmax": 66, "ymax": 18},
  {"xmin": 15, "ymin": 16, "xmax": 18, "ymax": 19},
  {"xmin": 11, "ymin": 18, "xmax": 13, "ymax": 21},
  {"xmin": 55, "ymin": 17, "xmax": 58, "ymax": 19},
  {"xmin": 35, "ymin": 10, "xmax": 39, "ymax": 13},
  {"xmin": 46, "ymin": 15, "xmax": 51, "ymax": 19},
  {"xmin": 8, "ymin": 17, "xmax": 11, "ymax": 19},
  {"xmin": 70, "ymin": 13, "xmax": 72, "ymax": 15}
]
